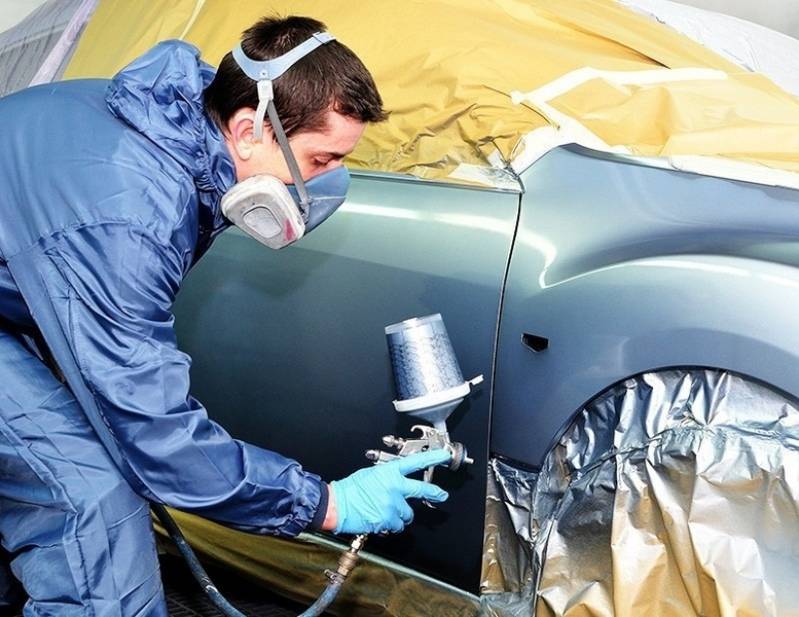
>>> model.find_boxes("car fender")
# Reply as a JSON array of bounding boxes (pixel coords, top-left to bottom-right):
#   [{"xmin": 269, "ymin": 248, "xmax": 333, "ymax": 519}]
[{"xmin": 492, "ymin": 146, "xmax": 799, "ymax": 466}]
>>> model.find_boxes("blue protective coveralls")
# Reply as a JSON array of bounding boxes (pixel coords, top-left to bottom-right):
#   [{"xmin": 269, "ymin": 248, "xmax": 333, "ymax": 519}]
[{"xmin": 0, "ymin": 41, "xmax": 326, "ymax": 615}]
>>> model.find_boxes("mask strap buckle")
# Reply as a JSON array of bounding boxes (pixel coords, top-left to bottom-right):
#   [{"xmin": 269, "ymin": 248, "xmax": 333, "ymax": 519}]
[{"xmin": 253, "ymin": 80, "xmax": 273, "ymax": 142}]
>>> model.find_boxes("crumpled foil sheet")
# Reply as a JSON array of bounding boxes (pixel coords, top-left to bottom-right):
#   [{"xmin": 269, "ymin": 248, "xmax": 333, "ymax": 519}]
[
  {"xmin": 481, "ymin": 458, "xmax": 536, "ymax": 596},
  {"xmin": 481, "ymin": 369, "xmax": 799, "ymax": 616}
]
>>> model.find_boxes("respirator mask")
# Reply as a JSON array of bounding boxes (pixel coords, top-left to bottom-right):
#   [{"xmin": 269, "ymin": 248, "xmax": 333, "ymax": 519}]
[{"xmin": 221, "ymin": 32, "xmax": 350, "ymax": 249}]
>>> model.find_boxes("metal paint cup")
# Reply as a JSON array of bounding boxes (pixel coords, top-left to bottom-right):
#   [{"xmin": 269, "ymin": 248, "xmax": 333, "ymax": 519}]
[{"xmin": 385, "ymin": 313, "xmax": 464, "ymax": 401}]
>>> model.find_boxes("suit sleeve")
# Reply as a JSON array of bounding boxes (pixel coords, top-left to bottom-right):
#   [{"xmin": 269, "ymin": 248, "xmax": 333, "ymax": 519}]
[{"xmin": 42, "ymin": 221, "xmax": 324, "ymax": 536}]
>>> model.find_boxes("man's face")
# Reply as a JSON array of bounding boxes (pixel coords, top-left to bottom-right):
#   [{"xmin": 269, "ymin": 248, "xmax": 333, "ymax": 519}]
[{"xmin": 225, "ymin": 108, "xmax": 365, "ymax": 183}]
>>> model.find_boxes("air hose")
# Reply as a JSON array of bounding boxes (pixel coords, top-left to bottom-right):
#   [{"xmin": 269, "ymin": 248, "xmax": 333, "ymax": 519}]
[
  {"xmin": 298, "ymin": 534, "xmax": 367, "ymax": 617},
  {"xmin": 153, "ymin": 503, "xmax": 366, "ymax": 617},
  {"xmin": 152, "ymin": 504, "xmax": 246, "ymax": 617}
]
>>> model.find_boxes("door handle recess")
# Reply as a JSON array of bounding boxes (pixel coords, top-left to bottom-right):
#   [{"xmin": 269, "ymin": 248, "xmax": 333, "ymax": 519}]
[{"xmin": 521, "ymin": 332, "xmax": 549, "ymax": 352}]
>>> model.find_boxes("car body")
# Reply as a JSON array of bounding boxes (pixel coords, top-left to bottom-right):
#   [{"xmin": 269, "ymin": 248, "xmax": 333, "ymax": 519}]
[{"xmin": 172, "ymin": 143, "xmax": 799, "ymax": 595}]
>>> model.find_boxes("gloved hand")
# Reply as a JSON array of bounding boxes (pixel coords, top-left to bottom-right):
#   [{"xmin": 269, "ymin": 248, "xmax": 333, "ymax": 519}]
[{"xmin": 329, "ymin": 449, "xmax": 451, "ymax": 535}]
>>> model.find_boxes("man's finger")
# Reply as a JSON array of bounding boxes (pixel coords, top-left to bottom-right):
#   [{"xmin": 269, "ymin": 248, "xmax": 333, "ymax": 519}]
[
  {"xmin": 398, "ymin": 501, "xmax": 415, "ymax": 525},
  {"xmin": 397, "ymin": 449, "xmax": 451, "ymax": 475},
  {"xmin": 380, "ymin": 514, "xmax": 405, "ymax": 534},
  {"xmin": 401, "ymin": 478, "xmax": 449, "ymax": 503}
]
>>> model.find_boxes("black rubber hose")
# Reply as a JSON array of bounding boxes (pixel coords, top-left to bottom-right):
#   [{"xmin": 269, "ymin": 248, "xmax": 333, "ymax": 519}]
[
  {"xmin": 297, "ymin": 581, "xmax": 342, "ymax": 617},
  {"xmin": 153, "ymin": 503, "xmax": 347, "ymax": 617},
  {"xmin": 151, "ymin": 503, "xmax": 247, "ymax": 617}
]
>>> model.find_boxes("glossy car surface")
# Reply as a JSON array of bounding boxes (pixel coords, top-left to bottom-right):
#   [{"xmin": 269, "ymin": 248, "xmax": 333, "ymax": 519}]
[{"xmin": 174, "ymin": 144, "xmax": 799, "ymax": 593}]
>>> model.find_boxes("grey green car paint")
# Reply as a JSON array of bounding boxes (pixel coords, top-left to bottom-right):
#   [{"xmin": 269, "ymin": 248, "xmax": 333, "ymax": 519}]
[
  {"xmin": 494, "ymin": 145, "xmax": 799, "ymax": 465},
  {"xmin": 174, "ymin": 144, "xmax": 799, "ymax": 593}
]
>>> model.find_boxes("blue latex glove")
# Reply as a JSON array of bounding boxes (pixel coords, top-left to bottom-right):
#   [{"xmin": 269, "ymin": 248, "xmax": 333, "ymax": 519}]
[{"xmin": 329, "ymin": 449, "xmax": 452, "ymax": 535}]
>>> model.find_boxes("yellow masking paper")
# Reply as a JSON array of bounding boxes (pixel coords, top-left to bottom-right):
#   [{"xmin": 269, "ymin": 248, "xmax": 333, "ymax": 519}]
[{"xmin": 66, "ymin": 1, "xmax": 798, "ymax": 181}]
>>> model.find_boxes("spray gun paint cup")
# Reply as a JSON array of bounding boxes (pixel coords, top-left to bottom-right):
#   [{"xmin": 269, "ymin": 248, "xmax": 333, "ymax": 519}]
[{"xmin": 385, "ymin": 314, "xmax": 483, "ymax": 433}]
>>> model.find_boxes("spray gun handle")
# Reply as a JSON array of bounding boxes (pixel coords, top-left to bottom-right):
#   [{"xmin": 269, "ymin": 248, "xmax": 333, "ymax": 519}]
[
  {"xmin": 366, "ymin": 430, "xmax": 474, "ymax": 508},
  {"xmin": 420, "ymin": 441, "xmax": 473, "ymax": 507}
]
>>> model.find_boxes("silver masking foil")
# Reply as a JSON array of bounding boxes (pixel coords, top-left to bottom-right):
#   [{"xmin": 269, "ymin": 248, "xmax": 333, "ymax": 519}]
[{"xmin": 480, "ymin": 369, "xmax": 799, "ymax": 617}]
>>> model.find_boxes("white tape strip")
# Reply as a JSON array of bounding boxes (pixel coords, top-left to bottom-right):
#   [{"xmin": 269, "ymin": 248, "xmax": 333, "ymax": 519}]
[{"xmin": 509, "ymin": 67, "xmax": 726, "ymax": 172}]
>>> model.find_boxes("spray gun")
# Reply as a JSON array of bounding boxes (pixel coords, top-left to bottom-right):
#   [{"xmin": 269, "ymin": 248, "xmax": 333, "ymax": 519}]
[
  {"xmin": 302, "ymin": 314, "xmax": 482, "ymax": 616},
  {"xmin": 368, "ymin": 313, "xmax": 482, "ymax": 488}
]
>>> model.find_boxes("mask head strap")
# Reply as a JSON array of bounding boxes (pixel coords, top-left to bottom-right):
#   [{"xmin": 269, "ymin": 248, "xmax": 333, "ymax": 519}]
[
  {"xmin": 232, "ymin": 32, "xmax": 334, "ymax": 84},
  {"xmin": 231, "ymin": 32, "xmax": 335, "ymax": 214}
]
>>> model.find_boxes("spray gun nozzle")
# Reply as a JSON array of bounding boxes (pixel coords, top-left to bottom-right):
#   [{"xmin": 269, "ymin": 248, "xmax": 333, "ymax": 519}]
[{"xmin": 382, "ymin": 435, "xmax": 404, "ymax": 448}]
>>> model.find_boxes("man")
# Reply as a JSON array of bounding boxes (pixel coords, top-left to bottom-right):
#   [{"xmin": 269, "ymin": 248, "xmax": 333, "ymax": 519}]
[{"xmin": 0, "ymin": 15, "xmax": 450, "ymax": 616}]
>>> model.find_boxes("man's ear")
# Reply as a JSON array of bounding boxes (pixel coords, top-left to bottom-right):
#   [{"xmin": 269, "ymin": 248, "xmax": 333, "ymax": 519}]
[
  {"xmin": 225, "ymin": 108, "xmax": 259, "ymax": 160},
  {"xmin": 225, "ymin": 108, "xmax": 276, "ymax": 161}
]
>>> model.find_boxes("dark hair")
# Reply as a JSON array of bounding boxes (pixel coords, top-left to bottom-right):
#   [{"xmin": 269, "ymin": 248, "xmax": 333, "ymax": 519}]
[{"xmin": 204, "ymin": 15, "xmax": 387, "ymax": 138}]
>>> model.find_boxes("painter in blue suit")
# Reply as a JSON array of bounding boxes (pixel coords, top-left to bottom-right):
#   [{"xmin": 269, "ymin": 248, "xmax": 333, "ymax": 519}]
[{"xmin": 0, "ymin": 15, "xmax": 449, "ymax": 615}]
